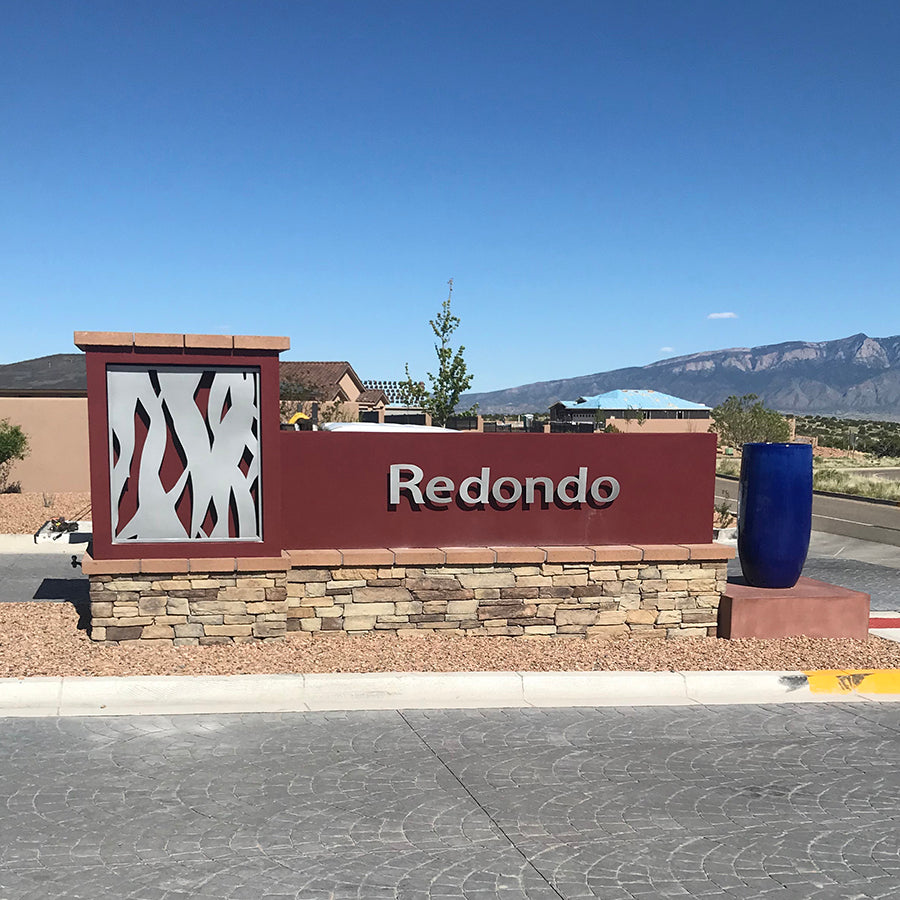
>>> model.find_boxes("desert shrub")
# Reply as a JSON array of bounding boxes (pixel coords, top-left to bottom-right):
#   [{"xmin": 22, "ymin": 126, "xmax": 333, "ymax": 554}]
[
  {"xmin": 812, "ymin": 470, "xmax": 900, "ymax": 502},
  {"xmin": 711, "ymin": 395, "xmax": 791, "ymax": 448},
  {"xmin": 0, "ymin": 419, "xmax": 28, "ymax": 492}
]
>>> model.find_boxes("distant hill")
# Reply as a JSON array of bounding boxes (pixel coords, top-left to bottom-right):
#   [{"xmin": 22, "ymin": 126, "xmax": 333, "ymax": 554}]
[{"xmin": 460, "ymin": 333, "xmax": 900, "ymax": 420}]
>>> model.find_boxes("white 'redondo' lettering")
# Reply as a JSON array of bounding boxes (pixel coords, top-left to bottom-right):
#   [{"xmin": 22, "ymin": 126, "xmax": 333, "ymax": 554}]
[{"xmin": 388, "ymin": 465, "xmax": 620, "ymax": 508}]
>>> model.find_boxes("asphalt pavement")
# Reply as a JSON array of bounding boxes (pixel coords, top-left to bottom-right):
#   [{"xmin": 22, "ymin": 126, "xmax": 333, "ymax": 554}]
[
  {"xmin": 716, "ymin": 476, "xmax": 900, "ymax": 547},
  {"xmin": 0, "ymin": 538, "xmax": 87, "ymax": 600}
]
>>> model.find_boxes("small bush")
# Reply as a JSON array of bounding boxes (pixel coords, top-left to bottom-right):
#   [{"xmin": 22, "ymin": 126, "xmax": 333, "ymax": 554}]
[
  {"xmin": 714, "ymin": 491, "xmax": 735, "ymax": 528},
  {"xmin": 716, "ymin": 459, "xmax": 741, "ymax": 477},
  {"xmin": 0, "ymin": 419, "xmax": 29, "ymax": 492}
]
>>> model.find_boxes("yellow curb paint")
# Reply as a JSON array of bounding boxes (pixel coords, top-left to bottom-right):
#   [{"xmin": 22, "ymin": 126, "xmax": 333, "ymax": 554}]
[{"xmin": 805, "ymin": 670, "xmax": 900, "ymax": 695}]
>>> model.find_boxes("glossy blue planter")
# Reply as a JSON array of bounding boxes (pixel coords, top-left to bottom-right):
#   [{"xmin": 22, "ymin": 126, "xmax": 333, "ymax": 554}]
[{"xmin": 738, "ymin": 442, "xmax": 813, "ymax": 589}]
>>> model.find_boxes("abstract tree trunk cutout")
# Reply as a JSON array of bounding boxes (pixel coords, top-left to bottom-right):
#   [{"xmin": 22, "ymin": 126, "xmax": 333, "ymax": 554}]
[{"xmin": 107, "ymin": 366, "xmax": 262, "ymax": 542}]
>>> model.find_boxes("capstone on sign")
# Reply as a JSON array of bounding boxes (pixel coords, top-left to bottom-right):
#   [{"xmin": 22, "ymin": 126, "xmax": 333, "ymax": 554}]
[{"xmin": 389, "ymin": 464, "xmax": 621, "ymax": 507}]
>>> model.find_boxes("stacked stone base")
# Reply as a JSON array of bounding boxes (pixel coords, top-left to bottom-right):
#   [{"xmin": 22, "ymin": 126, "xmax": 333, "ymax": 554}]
[
  {"xmin": 84, "ymin": 555, "xmax": 289, "ymax": 645},
  {"xmin": 287, "ymin": 549, "xmax": 728, "ymax": 639},
  {"xmin": 84, "ymin": 545, "xmax": 734, "ymax": 643}
]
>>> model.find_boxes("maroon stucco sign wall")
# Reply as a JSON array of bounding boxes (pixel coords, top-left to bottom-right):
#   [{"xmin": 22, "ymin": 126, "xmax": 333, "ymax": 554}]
[
  {"xmin": 78, "ymin": 332, "xmax": 716, "ymax": 560},
  {"xmin": 279, "ymin": 431, "xmax": 716, "ymax": 549}
]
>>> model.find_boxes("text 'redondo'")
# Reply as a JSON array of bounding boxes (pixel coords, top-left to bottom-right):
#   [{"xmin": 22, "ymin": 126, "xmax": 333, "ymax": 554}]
[{"xmin": 389, "ymin": 465, "xmax": 620, "ymax": 507}]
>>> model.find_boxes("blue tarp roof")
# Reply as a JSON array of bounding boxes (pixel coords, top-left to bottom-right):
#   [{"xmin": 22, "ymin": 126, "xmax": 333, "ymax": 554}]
[{"xmin": 554, "ymin": 389, "xmax": 710, "ymax": 411}]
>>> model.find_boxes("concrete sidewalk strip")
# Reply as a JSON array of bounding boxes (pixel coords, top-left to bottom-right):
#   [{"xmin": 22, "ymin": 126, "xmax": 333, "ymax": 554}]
[
  {"xmin": 58, "ymin": 674, "xmax": 310, "ymax": 717},
  {"xmin": 870, "ymin": 628, "xmax": 900, "ymax": 643},
  {"xmin": 0, "ymin": 677, "xmax": 64, "ymax": 717},
  {"xmin": 301, "ymin": 671, "xmax": 526, "ymax": 710},
  {"xmin": 520, "ymin": 670, "xmax": 691, "ymax": 707},
  {"xmin": 1, "ymin": 669, "xmax": 899, "ymax": 717}
]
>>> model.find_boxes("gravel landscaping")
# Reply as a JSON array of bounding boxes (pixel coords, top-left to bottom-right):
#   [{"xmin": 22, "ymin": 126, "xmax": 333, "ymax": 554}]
[
  {"xmin": 0, "ymin": 492, "xmax": 91, "ymax": 535},
  {"xmin": 3, "ymin": 603, "xmax": 900, "ymax": 678},
  {"xmin": 3, "ymin": 492, "xmax": 898, "ymax": 679}
]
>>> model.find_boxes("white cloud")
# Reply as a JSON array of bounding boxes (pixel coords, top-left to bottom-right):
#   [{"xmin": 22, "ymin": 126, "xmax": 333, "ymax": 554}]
[
  {"xmin": 707, "ymin": 312, "xmax": 738, "ymax": 319},
  {"xmin": 660, "ymin": 346, "xmax": 674, "ymax": 353}
]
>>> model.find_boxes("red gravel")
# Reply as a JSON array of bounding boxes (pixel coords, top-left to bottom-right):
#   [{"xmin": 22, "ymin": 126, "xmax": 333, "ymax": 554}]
[
  {"xmin": 2, "ymin": 604, "xmax": 899, "ymax": 678},
  {"xmin": 0, "ymin": 492, "xmax": 91, "ymax": 535}
]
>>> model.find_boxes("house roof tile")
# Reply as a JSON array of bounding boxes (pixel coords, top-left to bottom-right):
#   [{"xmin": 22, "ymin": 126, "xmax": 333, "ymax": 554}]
[
  {"xmin": 278, "ymin": 361, "xmax": 364, "ymax": 401},
  {"xmin": 0, "ymin": 354, "xmax": 87, "ymax": 393}
]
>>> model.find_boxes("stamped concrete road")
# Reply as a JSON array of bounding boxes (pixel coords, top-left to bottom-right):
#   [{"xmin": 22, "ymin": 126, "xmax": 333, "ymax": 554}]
[{"xmin": 2, "ymin": 704, "xmax": 900, "ymax": 899}]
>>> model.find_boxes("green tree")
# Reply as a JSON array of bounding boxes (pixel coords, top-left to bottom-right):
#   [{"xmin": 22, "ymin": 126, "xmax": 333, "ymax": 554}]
[
  {"xmin": 623, "ymin": 407, "xmax": 646, "ymax": 428},
  {"xmin": 0, "ymin": 419, "xmax": 29, "ymax": 492},
  {"xmin": 711, "ymin": 394, "xmax": 791, "ymax": 448},
  {"xmin": 398, "ymin": 279, "xmax": 475, "ymax": 426}
]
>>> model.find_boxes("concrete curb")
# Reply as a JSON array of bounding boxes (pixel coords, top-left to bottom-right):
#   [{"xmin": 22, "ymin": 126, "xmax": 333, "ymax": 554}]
[{"xmin": 2, "ymin": 670, "xmax": 899, "ymax": 717}]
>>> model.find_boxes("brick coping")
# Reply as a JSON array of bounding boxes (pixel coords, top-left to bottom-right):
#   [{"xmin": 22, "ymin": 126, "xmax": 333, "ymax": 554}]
[
  {"xmin": 82, "ymin": 551, "xmax": 292, "ymax": 576},
  {"xmin": 288, "ymin": 544, "xmax": 735, "ymax": 566},
  {"xmin": 73, "ymin": 331, "xmax": 290, "ymax": 352},
  {"xmin": 83, "ymin": 544, "xmax": 734, "ymax": 576}
]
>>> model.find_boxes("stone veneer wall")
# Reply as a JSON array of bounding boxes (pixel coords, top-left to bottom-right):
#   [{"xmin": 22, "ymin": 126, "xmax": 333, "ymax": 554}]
[
  {"xmin": 286, "ymin": 546, "xmax": 730, "ymax": 639},
  {"xmin": 84, "ymin": 554, "xmax": 289, "ymax": 645},
  {"xmin": 84, "ymin": 545, "xmax": 734, "ymax": 643}
]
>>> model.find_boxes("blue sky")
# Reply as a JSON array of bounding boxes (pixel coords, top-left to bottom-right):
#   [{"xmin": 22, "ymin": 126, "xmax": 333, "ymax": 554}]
[{"xmin": 2, "ymin": 1, "xmax": 898, "ymax": 391}]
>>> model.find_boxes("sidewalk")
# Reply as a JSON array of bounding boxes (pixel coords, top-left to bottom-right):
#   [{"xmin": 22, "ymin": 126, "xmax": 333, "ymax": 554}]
[{"xmin": 2, "ymin": 669, "xmax": 900, "ymax": 718}]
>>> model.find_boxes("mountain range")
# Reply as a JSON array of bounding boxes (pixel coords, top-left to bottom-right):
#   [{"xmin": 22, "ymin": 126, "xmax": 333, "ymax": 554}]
[{"xmin": 460, "ymin": 333, "xmax": 900, "ymax": 420}]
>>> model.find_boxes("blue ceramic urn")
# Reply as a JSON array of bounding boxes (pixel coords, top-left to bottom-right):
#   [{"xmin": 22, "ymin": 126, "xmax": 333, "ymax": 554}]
[{"xmin": 738, "ymin": 442, "xmax": 813, "ymax": 589}]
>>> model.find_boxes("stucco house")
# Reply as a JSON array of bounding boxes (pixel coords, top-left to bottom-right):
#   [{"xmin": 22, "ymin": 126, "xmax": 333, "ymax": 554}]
[
  {"xmin": 549, "ymin": 389, "xmax": 711, "ymax": 433},
  {"xmin": 279, "ymin": 360, "xmax": 387, "ymax": 421},
  {"xmin": 0, "ymin": 353, "xmax": 90, "ymax": 491}
]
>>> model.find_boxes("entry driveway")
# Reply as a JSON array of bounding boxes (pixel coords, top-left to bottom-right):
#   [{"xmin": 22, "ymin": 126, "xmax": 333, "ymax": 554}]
[
  {"xmin": 1, "ymin": 704, "xmax": 899, "ymax": 899},
  {"xmin": 0, "ymin": 535, "xmax": 88, "ymax": 605}
]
